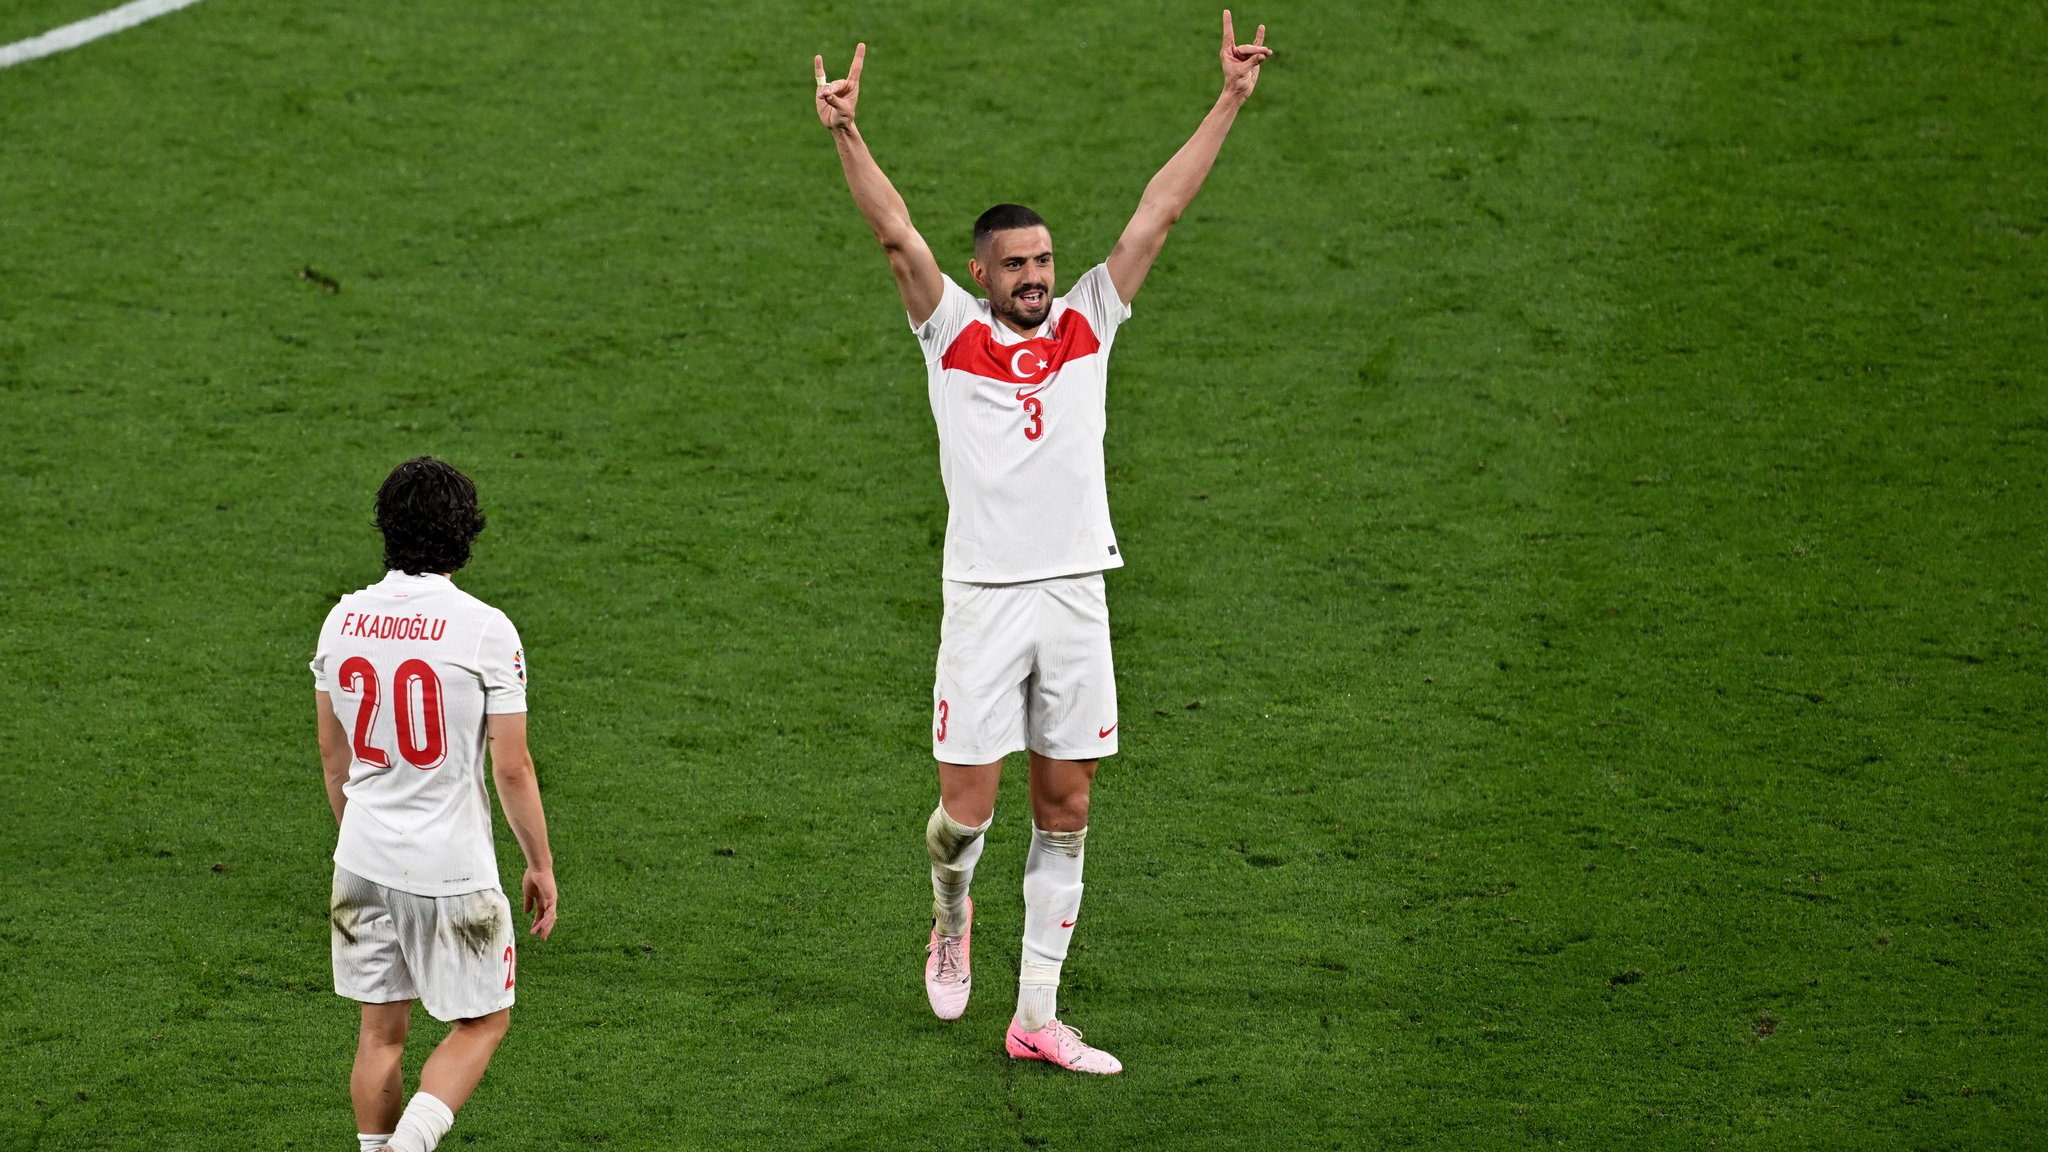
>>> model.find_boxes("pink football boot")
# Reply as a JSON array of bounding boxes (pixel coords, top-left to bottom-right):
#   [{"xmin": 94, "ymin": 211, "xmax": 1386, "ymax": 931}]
[
  {"xmin": 925, "ymin": 898, "xmax": 972, "ymax": 1020},
  {"xmin": 1005, "ymin": 1017, "xmax": 1123, "ymax": 1075}
]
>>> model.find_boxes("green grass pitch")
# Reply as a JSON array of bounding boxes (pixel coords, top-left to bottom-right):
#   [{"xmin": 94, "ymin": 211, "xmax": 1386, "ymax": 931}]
[{"xmin": 2, "ymin": 0, "xmax": 2043, "ymax": 1148}]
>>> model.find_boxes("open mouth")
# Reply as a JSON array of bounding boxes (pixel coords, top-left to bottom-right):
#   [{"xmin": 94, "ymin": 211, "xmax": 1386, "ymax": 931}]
[{"xmin": 1015, "ymin": 287, "xmax": 1047, "ymax": 311}]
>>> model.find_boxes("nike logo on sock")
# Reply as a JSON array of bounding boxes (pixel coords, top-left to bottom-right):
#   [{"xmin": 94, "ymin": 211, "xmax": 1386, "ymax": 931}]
[{"xmin": 1097, "ymin": 723, "xmax": 1117, "ymax": 738}]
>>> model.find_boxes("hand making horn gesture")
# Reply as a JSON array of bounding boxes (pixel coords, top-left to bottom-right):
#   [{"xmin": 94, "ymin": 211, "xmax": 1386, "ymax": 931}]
[
  {"xmin": 814, "ymin": 43, "xmax": 865, "ymax": 130},
  {"xmin": 1220, "ymin": 10, "xmax": 1273, "ymax": 100}
]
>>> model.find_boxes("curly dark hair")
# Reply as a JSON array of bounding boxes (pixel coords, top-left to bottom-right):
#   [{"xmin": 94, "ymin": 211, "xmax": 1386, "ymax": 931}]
[{"xmin": 375, "ymin": 456, "xmax": 487, "ymax": 575}]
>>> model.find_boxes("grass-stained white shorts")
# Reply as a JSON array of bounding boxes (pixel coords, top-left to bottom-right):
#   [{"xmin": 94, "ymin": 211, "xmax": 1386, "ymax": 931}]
[
  {"xmin": 933, "ymin": 571, "xmax": 1119, "ymax": 764},
  {"xmin": 330, "ymin": 865, "xmax": 516, "ymax": 1022}
]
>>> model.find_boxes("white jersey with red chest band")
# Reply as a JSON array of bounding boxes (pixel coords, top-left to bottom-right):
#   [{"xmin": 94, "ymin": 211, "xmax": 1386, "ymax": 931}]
[
  {"xmin": 311, "ymin": 571, "xmax": 527, "ymax": 897},
  {"xmin": 914, "ymin": 262, "xmax": 1133, "ymax": 585}
]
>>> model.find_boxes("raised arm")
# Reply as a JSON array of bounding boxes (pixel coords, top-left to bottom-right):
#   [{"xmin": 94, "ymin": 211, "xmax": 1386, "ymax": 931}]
[
  {"xmin": 1106, "ymin": 11, "xmax": 1273, "ymax": 305},
  {"xmin": 815, "ymin": 45, "xmax": 946, "ymax": 326}
]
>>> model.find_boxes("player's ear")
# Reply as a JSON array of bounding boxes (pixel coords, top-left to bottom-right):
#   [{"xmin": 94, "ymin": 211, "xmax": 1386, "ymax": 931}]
[{"xmin": 968, "ymin": 258, "xmax": 987, "ymax": 291}]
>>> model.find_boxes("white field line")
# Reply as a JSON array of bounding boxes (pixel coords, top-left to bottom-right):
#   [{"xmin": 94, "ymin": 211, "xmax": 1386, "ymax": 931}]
[{"xmin": 0, "ymin": 0, "xmax": 209, "ymax": 70}]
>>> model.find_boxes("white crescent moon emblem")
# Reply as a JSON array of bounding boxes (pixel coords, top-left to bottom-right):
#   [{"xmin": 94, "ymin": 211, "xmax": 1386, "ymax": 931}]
[{"xmin": 1010, "ymin": 348, "xmax": 1043, "ymax": 378}]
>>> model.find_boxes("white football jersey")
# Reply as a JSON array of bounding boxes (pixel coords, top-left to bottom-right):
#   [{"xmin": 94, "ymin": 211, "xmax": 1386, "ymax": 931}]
[
  {"xmin": 310, "ymin": 571, "xmax": 527, "ymax": 897},
  {"xmin": 914, "ymin": 262, "xmax": 1132, "ymax": 584}
]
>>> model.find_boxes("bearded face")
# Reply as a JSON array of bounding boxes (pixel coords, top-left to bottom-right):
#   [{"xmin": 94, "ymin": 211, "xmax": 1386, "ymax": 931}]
[{"xmin": 971, "ymin": 226, "xmax": 1056, "ymax": 335}]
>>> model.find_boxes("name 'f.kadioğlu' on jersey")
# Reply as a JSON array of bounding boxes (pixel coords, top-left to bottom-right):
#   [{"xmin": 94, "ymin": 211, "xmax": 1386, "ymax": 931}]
[{"xmin": 312, "ymin": 571, "xmax": 528, "ymax": 896}]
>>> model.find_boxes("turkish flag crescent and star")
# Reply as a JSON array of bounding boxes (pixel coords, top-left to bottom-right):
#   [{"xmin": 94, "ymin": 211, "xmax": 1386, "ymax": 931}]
[{"xmin": 940, "ymin": 310, "xmax": 1102, "ymax": 387}]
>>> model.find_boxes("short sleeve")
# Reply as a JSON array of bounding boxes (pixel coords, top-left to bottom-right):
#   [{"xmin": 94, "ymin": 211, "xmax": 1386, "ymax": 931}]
[
  {"xmin": 477, "ymin": 613, "xmax": 529, "ymax": 715},
  {"xmin": 911, "ymin": 276, "xmax": 981, "ymax": 363},
  {"xmin": 1060, "ymin": 264, "xmax": 1132, "ymax": 343},
  {"xmin": 310, "ymin": 604, "xmax": 344, "ymax": 693}
]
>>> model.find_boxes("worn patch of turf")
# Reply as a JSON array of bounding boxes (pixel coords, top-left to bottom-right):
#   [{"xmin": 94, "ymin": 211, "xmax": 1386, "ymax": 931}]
[{"xmin": 0, "ymin": 0, "xmax": 2041, "ymax": 1148}]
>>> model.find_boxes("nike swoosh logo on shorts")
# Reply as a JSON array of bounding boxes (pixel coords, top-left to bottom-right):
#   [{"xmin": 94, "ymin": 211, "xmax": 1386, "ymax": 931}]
[{"xmin": 1098, "ymin": 724, "xmax": 1117, "ymax": 739}]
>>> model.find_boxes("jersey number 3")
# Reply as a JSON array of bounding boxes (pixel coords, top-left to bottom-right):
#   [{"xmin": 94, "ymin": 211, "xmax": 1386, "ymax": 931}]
[
  {"xmin": 338, "ymin": 656, "xmax": 448, "ymax": 770},
  {"xmin": 1022, "ymin": 395, "xmax": 1044, "ymax": 441}
]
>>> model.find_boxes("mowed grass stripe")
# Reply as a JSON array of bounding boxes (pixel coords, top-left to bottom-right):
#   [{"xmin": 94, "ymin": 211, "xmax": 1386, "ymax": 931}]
[
  {"xmin": 1524, "ymin": 2, "xmax": 2047, "ymax": 1144},
  {"xmin": 1, "ymin": 0, "xmax": 2043, "ymax": 1148}
]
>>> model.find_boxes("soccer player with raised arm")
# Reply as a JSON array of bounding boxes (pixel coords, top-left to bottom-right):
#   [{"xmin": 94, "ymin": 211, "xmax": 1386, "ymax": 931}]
[
  {"xmin": 310, "ymin": 458, "xmax": 559, "ymax": 1152},
  {"xmin": 814, "ymin": 12, "xmax": 1271, "ymax": 1074}
]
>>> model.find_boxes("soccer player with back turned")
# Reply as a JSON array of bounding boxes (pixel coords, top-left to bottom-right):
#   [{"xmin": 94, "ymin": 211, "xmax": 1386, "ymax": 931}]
[
  {"xmin": 815, "ymin": 12, "xmax": 1272, "ymax": 1073},
  {"xmin": 310, "ymin": 458, "xmax": 559, "ymax": 1151}
]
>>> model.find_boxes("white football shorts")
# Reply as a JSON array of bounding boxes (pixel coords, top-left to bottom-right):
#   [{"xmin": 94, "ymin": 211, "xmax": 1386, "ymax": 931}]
[
  {"xmin": 932, "ymin": 572, "xmax": 1119, "ymax": 764},
  {"xmin": 330, "ymin": 865, "xmax": 517, "ymax": 1022}
]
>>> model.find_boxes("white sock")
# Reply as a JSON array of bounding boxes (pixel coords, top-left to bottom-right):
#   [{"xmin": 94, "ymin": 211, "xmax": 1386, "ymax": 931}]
[
  {"xmin": 386, "ymin": 1092, "xmax": 454, "ymax": 1152},
  {"xmin": 358, "ymin": 1135, "xmax": 394, "ymax": 1152},
  {"xmin": 927, "ymin": 803, "xmax": 989, "ymax": 936},
  {"xmin": 1017, "ymin": 824, "xmax": 1086, "ymax": 1031}
]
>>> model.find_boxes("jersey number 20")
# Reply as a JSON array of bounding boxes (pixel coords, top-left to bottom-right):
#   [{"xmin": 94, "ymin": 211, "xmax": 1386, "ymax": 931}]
[{"xmin": 338, "ymin": 656, "xmax": 448, "ymax": 770}]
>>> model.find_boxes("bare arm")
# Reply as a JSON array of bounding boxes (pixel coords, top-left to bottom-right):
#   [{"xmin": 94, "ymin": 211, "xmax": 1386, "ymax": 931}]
[
  {"xmin": 315, "ymin": 692, "xmax": 350, "ymax": 824},
  {"xmin": 1107, "ymin": 11, "xmax": 1274, "ymax": 305},
  {"xmin": 487, "ymin": 712, "xmax": 558, "ymax": 939},
  {"xmin": 815, "ymin": 45, "xmax": 946, "ymax": 326}
]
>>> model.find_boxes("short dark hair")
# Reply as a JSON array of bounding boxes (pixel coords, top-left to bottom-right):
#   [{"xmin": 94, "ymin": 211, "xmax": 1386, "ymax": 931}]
[
  {"xmin": 374, "ymin": 456, "xmax": 487, "ymax": 576},
  {"xmin": 973, "ymin": 203, "xmax": 1047, "ymax": 250}
]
